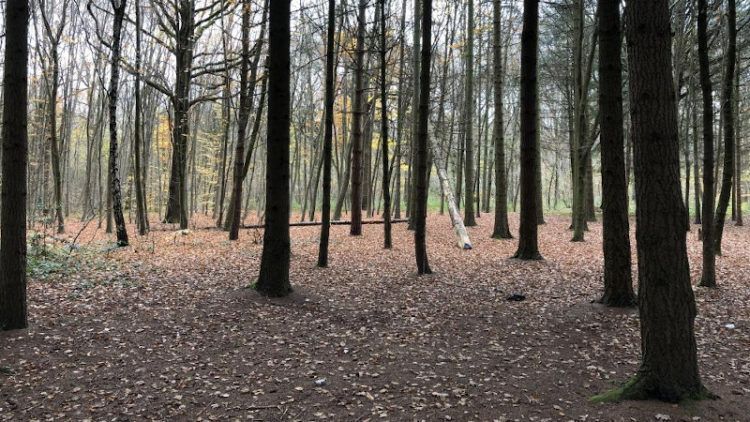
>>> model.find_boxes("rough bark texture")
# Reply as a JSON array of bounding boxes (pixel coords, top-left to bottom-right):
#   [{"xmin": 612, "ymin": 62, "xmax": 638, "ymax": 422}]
[
  {"xmin": 0, "ymin": 0, "xmax": 29, "ymax": 331},
  {"xmin": 513, "ymin": 0, "xmax": 542, "ymax": 260},
  {"xmin": 256, "ymin": 0, "xmax": 292, "ymax": 297},
  {"xmin": 349, "ymin": 0, "xmax": 367, "ymax": 236},
  {"xmin": 597, "ymin": 0, "xmax": 634, "ymax": 307},
  {"xmin": 228, "ymin": 0, "xmax": 252, "ymax": 241},
  {"xmin": 491, "ymin": 0, "xmax": 512, "ymax": 240},
  {"xmin": 133, "ymin": 0, "xmax": 148, "ymax": 235},
  {"xmin": 380, "ymin": 0, "xmax": 392, "ymax": 249},
  {"xmin": 318, "ymin": 0, "xmax": 336, "ymax": 267},
  {"xmin": 108, "ymin": 0, "xmax": 129, "ymax": 247},
  {"xmin": 164, "ymin": 3, "xmax": 195, "ymax": 229},
  {"xmin": 697, "ymin": 0, "xmax": 716, "ymax": 287},
  {"xmin": 463, "ymin": 0, "xmax": 477, "ymax": 227},
  {"xmin": 414, "ymin": 0, "xmax": 432, "ymax": 275},
  {"xmin": 619, "ymin": 0, "xmax": 710, "ymax": 402},
  {"xmin": 713, "ymin": 0, "xmax": 736, "ymax": 256}
]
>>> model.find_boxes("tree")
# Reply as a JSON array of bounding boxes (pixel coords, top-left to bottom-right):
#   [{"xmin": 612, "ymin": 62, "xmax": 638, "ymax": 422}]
[
  {"xmin": 414, "ymin": 0, "xmax": 432, "ymax": 275},
  {"xmin": 613, "ymin": 0, "xmax": 711, "ymax": 401},
  {"xmin": 256, "ymin": 0, "xmax": 292, "ymax": 297},
  {"xmin": 133, "ymin": 0, "xmax": 149, "ymax": 236},
  {"xmin": 380, "ymin": 0, "xmax": 393, "ymax": 249},
  {"xmin": 318, "ymin": 0, "xmax": 337, "ymax": 267},
  {"xmin": 713, "ymin": 0, "xmax": 736, "ymax": 255},
  {"xmin": 463, "ymin": 0, "xmax": 477, "ymax": 227},
  {"xmin": 350, "ymin": 0, "xmax": 367, "ymax": 236},
  {"xmin": 513, "ymin": 0, "xmax": 542, "ymax": 260},
  {"xmin": 107, "ymin": 0, "xmax": 130, "ymax": 247},
  {"xmin": 697, "ymin": 0, "xmax": 716, "ymax": 287},
  {"xmin": 228, "ymin": 0, "xmax": 252, "ymax": 241},
  {"xmin": 39, "ymin": 0, "xmax": 71, "ymax": 234},
  {"xmin": 597, "ymin": 0, "xmax": 635, "ymax": 307},
  {"xmin": 491, "ymin": 0, "xmax": 512, "ymax": 240},
  {"xmin": 0, "ymin": 0, "xmax": 29, "ymax": 331}
]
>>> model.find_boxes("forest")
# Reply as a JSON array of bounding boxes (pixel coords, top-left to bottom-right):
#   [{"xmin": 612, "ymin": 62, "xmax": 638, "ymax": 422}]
[{"xmin": 1, "ymin": 0, "xmax": 749, "ymax": 419}]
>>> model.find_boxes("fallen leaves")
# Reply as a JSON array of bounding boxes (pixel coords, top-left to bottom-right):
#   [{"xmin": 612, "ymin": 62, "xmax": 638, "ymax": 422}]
[{"xmin": 0, "ymin": 214, "xmax": 748, "ymax": 421}]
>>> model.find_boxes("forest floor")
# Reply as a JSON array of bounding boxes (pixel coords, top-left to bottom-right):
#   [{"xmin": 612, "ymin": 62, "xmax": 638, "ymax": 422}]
[{"xmin": 1, "ymin": 213, "xmax": 749, "ymax": 421}]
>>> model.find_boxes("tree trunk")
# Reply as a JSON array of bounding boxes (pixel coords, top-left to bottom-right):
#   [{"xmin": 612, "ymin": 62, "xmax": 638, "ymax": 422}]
[
  {"xmin": 133, "ymin": 0, "xmax": 148, "ymax": 235},
  {"xmin": 617, "ymin": 0, "xmax": 710, "ymax": 401},
  {"xmin": 491, "ymin": 0, "xmax": 511, "ymax": 239},
  {"xmin": 463, "ymin": 0, "xmax": 477, "ymax": 227},
  {"xmin": 256, "ymin": 0, "xmax": 292, "ymax": 297},
  {"xmin": 697, "ymin": 0, "xmax": 716, "ymax": 287},
  {"xmin": 379, "ymin": 0, "xmax": 392, "ymax": 249},
  {"xmin": 713, "ymin": 0, "xmax": 736, "ymax": 256},
  {"xmin": 228, "ymin": 0, "xmax": 253, "ymax": 241},
  {"xmin": 349, "ymin": 0, "xmax": 367, "ymax": 236},
  {"xmin": 414, "ymin": 0, "xmax": 432, "ymax": 275},
  {"xmin": 0, "ymin": 0, "xmax": 29, "ymax": 331},
  {"xmin": 108, "ymin": 0, "xmax": 129, "ymax": 247},
  {"xmin": 513, "ymin": 0, "xmax": 542, "ymax": 260},
  {"xmin": 318, "ymin": 0, "xmax": 336, "ymax": 267},
  {"xmin": 597, "ymin": 0, "xmax": 634, "ymax": 307}
]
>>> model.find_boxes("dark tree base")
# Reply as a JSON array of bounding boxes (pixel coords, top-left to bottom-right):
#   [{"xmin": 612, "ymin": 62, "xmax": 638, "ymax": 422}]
[
  {"xmin": 592, "ymin": 374, "xmax": 717, "ymax": 404},
  {"xmin": 596, "ymin": 292, "xmax": 636, "ymax": 308},
  {"xmin": 254, "ymin": 281, "xmax": 293, "ymax": 298},
  {"xmin": 491, "ymin": 231, "xmax": 513, "ymax": 240},
  {"xmin": 512, "ymin": 250, "xmax": 543, "ymax": 260}
]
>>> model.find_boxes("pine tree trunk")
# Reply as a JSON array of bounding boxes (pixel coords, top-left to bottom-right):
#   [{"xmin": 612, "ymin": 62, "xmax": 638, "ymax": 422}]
[
  {"xmin": 256, "ymin": 0, "xmax": 292, "ymax": 297},
  {"xmin": 597, "ymin": 0, "xmax": 634, "ymax": 307},
  {"xmin": 491, "ymin": 0, "xmax": 511, "ymax": 239},
  {"xmin": 414, "ymin": 0, "xmax": 432, "ymax": 275},
  {"xmin": 697, "ymin": 0, "xmax": 716, "ymax": 287},
  {"xmin": 713, "ymin": 0, "xmax": 736, "ymax": 256},
  {"xmin": 318, "ymin": 0, "xmax": 336, "ymax": 267},
  {"xmin": 618, "ymin": 0, "xmax": 710, "ymax": 401},
  {"xmin": 0, "ymin": 0, "xmax": 29, "ymax": 331},
  {"xmin": 349, "ymin": 0, "xmax": 367, "ymax": 236},
  {"xmin": 513, "ymin": 0, "xmax": 542, "ymax": 260}
]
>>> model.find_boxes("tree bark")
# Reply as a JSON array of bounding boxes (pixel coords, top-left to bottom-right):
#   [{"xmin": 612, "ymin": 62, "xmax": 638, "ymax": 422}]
[
  {"xmin": 513, "ymin": 0, "xmax": 542, "ymax": 260},
  {"xmin": 618, "ymin": 0, "xmax": 710, "ymax": 401},
  {"xmin": 380, "ymin": 0, "xmax": 392, "ymax": 249},
  {"xmin": 108, "ymin": 0, "xmax": 129, "ymax": 246},
  {"xmin": 713, "ymin": 0, "xmax": 736, "ymax": 256},
  {"xmin": 491, "ymin": 0, "xmax": 511, "ymax": 239},
  {"xmin": 414, "ymin": 0, "xmax": 432, "ymax": 275},
  {"xmin": 256, "ymin": 0, "xmax": 292, "ymax": 297},
  {"xmin": 318, "ymin": 0, "xmax": 336, "ymax": 267},
  {"xmin": 463, "ymin": 0, "xmax": 477, "ymax": 227},
  {"xmin": 597, "ymin": 0, "xmax": 634, "ymax": 307},
  {"xmin": 698, "ymin": 0, "xmax": 716, "ymax": 287},
  {"xmin": 0, "ymin": 0, "xmax": 29, "ymax": 331},
  {"xmin": 349, "ymin": 0, "xmax": 367, "ymax": 236}
]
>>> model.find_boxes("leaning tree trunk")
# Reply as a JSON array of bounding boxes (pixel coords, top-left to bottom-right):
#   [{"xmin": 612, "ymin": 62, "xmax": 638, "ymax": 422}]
[
  {"xmin": 713, "ymin": 0, "xmax": 736, "ymax": 256},
  {"xmin": 616, "ymin": 0, "xmax": 711, "ymax": 402},
  {"xmin": 0, "ymin": 0, "xmax": 29, "ymax": 331},
  {"xmin": 597, "ymin": 0, "xmax": 634, "ymax": 307},
  {"xmin": 107, "ymin": 0, "xmax": 129, "ymax": 247},
  {"xmin": 513, "ymin": 0, "xmax": 542, "ymax": 260},
  {"xmin": 697, "ymin": 0, "xmax": 716, "ymax": 287},
  {"xmin": 432, "ymin": 147, "xmax": 472, "ymax": 249},
  {"xmin": 256, "ymin": 0, "xmax": 292, "ymax": 298}
]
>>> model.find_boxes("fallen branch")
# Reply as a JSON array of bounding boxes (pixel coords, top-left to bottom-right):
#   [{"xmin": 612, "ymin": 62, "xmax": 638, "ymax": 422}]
[{"xmin": 241, "ymin": 219, "xmax": 408, "ymax": 229}]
